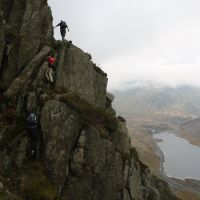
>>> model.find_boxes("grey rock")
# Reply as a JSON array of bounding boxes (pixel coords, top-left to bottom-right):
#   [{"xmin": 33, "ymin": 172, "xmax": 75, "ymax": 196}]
[
  {"xmin": 0, "ymin": 11, "xmax": 5, "ymax": 74},
  {"xmin": 4, "ymin": 46, "xmax": 51, "ymax": 98},
  {"xmin": 13, "ymin": 136, "xmax": 28, "ymax": 168},
  {"xmin": 0, "ymin": 0, "xmax": 53, "ymax": 90},
  {"xmin": 129, "ymin": 168, "xmax": 143, "ymax": 200},
  {"xmin": 41, "ymin": 100, "xmax": 81, "ymax": 191},
  {"xmin": 152, "ymin": 176, "xmax": 178, "ymax": 200},
  {"xmin": 63, "ymin": 126, "xmax": 125, "ymax": 200},
  {"xmin": 32, "ymin": 62, "xmax": 50, "ymax": 90},
  {"xmin": 70, "ymin": 148, "xmax": 85, "ymax": 176},
  {"xmin": 117, "ymin": 115, "xmax": 126, "ymax": 123},
  {"xmin": 18, "ymin": 2, "xmax": 53, "ymax": 68},
  {"xmin": 106, "ymin": 92, "xmax": 115, "ymax": 107},
  {"xmin": 0, "ymin": 103, "xmax": 6, "ymax": 113},
  {"xmin": 142, "ymin": 186, "xmax": 149, "ymax": 200},
  {"xmin": 106, "ymin": 106, "xmax": 116, "ymax": 116},
  {"xmin": 26, "ymin": 92, "xmax": 37, "ymax": 112},
  {"xmin": 124, "ymin": 161, "xmax": 130, "ymax": 187},
  {"xmin": 72, "ymin": 148, "xmax": 84, "ymax": 164},
  {"xmin": 77, "ymin": 130, "xmax": 86, "ymax": 148},
  {"xmin": 0, "ymin": 182, "xmax": 4, "ymax": 191},
  {"xmin": 55, "ymin": 43, "xmax": 108, "ymax": 108},
  {"xmin": 148, "ymin": 187, "xmax": 160, "ymax": 200},
  {"xmin": 142, "ymin": 186, "xmax": 160, "ymax": 200},
  {"xmin": 111, "ymin": 120, "xmax": 130, "ymax": 155},
  {"xmin": 122, "ymin": 189, "xmax": 132, "ymax": 200},
  {"xmin": 106, "ymin": 92, "xmax": 115, "ymax": 102},
  {"xmin": 0, "ymin": 126, "xmax": 8, "ymax": 144}
]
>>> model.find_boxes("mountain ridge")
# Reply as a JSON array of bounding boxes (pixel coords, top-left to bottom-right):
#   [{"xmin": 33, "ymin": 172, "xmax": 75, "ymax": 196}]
[
  {"xmin": 113, "ymin": 85, "xmax": 200, "ymax": 121},
  {"xmin": 0, "ymin": 1, "xmax": 178, "ymax": 200}
]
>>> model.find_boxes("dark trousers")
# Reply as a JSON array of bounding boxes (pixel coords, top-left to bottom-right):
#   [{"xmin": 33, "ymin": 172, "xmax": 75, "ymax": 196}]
[
  {"xmin": 60, "ymin": 28, "xmax": 66, "ymax": 41},
  {"xmin": 26, "ymin": 125, "xmax": 39, "ymax": 160}
]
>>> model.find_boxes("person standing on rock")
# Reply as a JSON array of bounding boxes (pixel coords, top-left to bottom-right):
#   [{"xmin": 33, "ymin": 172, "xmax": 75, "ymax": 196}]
[{"xmin": 55, "ymin": 20, "xmax": 69, "ymax": 41}]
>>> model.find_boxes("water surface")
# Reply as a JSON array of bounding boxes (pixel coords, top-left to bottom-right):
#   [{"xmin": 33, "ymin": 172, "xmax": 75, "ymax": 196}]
[{"xmin": 154, "ymin": 132, "xmax": 200, "ymax": 180}]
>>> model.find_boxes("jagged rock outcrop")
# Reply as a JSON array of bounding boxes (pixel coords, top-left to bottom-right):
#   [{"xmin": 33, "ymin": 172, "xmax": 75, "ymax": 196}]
[
  {"xmin": 0, "ymin": 0, "xmax": 53, "ymax": 90},
  {"xmin": 0, "ymin": 1, "xmax": 180, "ymax": 200},
  {"xmin": 55, "ymin": 43, "xmax": 108, "ymax": 108}
]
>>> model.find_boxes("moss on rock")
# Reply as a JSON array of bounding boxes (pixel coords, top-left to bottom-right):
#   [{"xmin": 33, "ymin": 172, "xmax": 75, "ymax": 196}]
[{"xmin": 20, "ymin": 162, "xmax": 57, "ymax": 200}]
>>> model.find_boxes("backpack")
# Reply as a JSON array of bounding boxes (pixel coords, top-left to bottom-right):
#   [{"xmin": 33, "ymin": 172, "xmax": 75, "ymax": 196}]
[
  {"xmin": 27, "ymin": 112, "xmax": 38, "ymax": 125},
  {"xmin": 61, "ymin": 21, "xmax": 67, "ymax": 29}
]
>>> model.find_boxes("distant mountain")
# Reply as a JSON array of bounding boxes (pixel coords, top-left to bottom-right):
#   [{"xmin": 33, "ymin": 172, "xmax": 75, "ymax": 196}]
[
  {"xmin": 179, "ymin": 117, "xmax": 200, "ymax": 146},
  {"xmin": 112, "ymin": 85, "xmax": 200, "ymax": 122},
  {"xmin": 112, "ymin": 84, "xmax": 200, "ymax": 200},
  {"xmin": 112, "ymin": 84, "xmax": 200, "ymax": 146}
]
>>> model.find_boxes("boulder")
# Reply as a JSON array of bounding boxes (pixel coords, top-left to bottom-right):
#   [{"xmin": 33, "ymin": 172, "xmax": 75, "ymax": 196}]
[{"xmin": 55, "ymin": 43, "xmax": 108, "ymax": 108}]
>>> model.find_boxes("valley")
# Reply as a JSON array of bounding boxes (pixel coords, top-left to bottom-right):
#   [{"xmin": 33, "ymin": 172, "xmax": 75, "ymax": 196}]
[
  {"xmin": 129, "ymin": 124, "xmax": 200, "ymax": 200},
  {"xmin": 112, "ymin": 85, "xmax": 200, "ymax": 200}
]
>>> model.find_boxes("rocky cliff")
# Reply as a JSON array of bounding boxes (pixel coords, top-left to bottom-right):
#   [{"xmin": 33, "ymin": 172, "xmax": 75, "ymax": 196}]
[{"xmin": 0, "ymin": 1, "xmax": 179, "ymax": 200}]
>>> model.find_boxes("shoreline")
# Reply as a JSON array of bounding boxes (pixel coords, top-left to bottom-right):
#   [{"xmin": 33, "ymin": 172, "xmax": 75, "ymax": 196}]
[
  {"xmin": 151, "ymin": 130, "xmax": 166, "ymax": 177},
  {"xmin": 150, "ymin": 129, "xmax": 200, "ymax": 195}
]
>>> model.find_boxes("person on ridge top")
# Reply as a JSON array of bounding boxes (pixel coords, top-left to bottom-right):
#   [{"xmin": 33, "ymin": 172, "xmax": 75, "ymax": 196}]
[{"xmin": 55, "ymin": 20, "xmax": 69, "ymax": 41}]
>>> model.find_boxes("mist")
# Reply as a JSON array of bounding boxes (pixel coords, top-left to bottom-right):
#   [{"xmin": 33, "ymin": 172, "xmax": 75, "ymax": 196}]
[{"xmin": 48, "ymin": 0, "xmax": 200, "ymax": 90}]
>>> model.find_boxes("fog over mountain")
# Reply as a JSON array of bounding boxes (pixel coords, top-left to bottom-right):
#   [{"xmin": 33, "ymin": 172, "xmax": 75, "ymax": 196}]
[
  {"xmin": 113, "ymin": 85, "xmax": 200, "ymax": 120},
  {"xmin": 49, "ymin": 0, "xmax": 200, "ymax": 90}
]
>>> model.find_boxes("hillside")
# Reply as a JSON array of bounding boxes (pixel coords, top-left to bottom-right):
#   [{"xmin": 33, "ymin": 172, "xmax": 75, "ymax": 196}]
[
  {"xmin": 113, "ymin": 85, "xmax": 200, "ymax": 128},
  {"xmin": 178, "ymin": 117, "xmax": 200, "ymax": 146},
  {"xmin": 113, "ymin": 85, "xmax": 200, "ymax": 119},
  {"xmin": 113, "ymin": 85, "xmax": 200, "ymax": 145},
  {"xmin": 0, "ymin": 1, "xmax": 179, "ymax": 200},
  {"xmin": 112, "ymin": 85, "xmax": 200, "ymax": 200}
]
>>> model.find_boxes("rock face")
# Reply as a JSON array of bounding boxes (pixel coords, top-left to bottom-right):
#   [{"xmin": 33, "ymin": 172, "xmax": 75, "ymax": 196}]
[
  {"xmin": 0, "ymin": 0, "xmax": 53, "ymax": 90},
  {"xmin": 55, "ymin": 43, "xmax": 108, "ymax": 108},
  {"xmin": 0, "ymin": 1, "xmax": 179, "ymax": 200}
]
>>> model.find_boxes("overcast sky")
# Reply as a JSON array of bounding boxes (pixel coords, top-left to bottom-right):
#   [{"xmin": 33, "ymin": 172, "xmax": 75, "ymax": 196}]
[{"xmin": 48, "ymin": 0, "xmax": 200, "ymax": 90}]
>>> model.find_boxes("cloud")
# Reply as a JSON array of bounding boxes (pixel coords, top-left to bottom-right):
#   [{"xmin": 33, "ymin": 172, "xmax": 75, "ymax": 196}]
[{"xmin": 48, "ymin": 0, "xmax": 200, "ymax": 90}]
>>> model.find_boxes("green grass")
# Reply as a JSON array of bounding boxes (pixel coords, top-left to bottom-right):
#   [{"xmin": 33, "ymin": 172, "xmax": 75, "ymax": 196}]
[
  {"xmin": 0, "ymin": 112, "xmax": 26, "ymax": 151},
  {"xmin": 51, "ymin": 92, "xmax": 118, "ymax": 132},
  {"xmin": 0, "ymin": 162, "xmax": 61, "ymax": 200},
  {"xmin": 21, "ymin": 162, "xmax": 57, "ymax": 200}
]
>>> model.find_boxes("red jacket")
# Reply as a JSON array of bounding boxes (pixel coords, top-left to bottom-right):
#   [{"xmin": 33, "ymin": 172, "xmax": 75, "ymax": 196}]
[{"xmin": 47, "ymin": 56, "xmax": 56, "ymax": 65}]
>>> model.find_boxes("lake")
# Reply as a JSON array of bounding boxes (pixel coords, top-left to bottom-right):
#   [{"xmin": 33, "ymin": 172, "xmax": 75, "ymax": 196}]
[{"xmin": 153, "ymin": 132, "xmax": 200, "ymax": 180}]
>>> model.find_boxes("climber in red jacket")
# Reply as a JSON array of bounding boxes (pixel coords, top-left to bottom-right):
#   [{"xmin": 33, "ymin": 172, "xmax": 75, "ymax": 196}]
[
  {"xmin": 47, "ymin": 54, "xmax": 56, "ymax": 70},
  {"xmin": 45, "ymin": 53, "xmax": 56, "ymax": 83}
]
